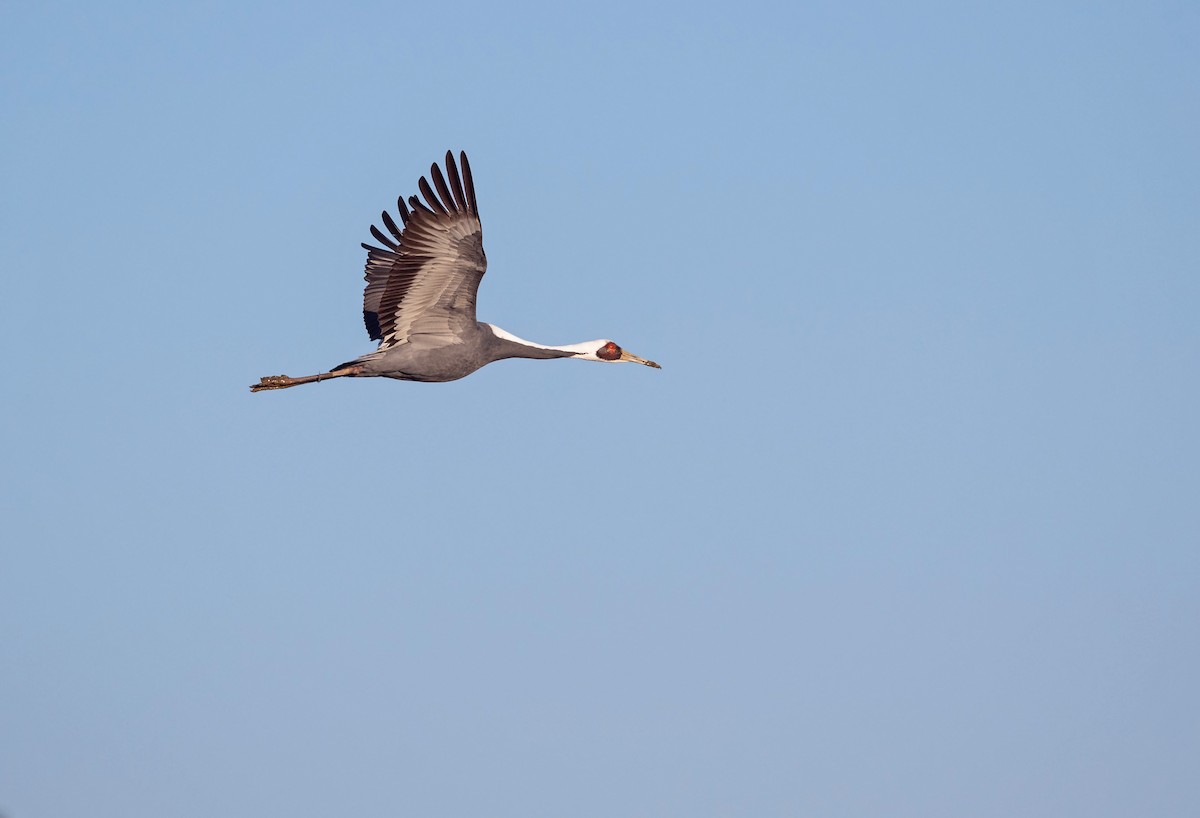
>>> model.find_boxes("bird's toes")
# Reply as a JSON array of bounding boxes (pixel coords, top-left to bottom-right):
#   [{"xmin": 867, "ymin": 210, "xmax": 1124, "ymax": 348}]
[{"xmin": 250, "ymin": 375, "xmax": 290, "ymax": 392}]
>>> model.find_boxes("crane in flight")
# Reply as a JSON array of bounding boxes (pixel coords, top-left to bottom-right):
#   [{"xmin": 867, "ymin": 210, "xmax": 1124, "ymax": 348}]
[{"xmin": 251, "ymin": 151, "xmax": 659, "ymax": 392}]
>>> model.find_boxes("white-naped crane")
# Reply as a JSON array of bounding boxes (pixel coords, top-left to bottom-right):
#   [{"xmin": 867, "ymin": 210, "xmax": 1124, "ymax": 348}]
[{"xmin": 251, "ymin": 151, "xmax": 659, "ymax": 392}]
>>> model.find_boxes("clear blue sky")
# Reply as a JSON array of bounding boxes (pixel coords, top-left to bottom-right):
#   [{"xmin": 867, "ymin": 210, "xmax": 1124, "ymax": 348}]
[{"xmin": 2, "ymin": 1, "xmax": 1198, "ymax": 816}]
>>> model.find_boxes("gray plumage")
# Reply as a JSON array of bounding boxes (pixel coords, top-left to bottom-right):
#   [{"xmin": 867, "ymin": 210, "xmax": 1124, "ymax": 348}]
[
  {"xmin": 250, "ymin": 150, "xmax": 659, "ymax": 393},
  {"xmin": 346, "ymin": 325, "xmax": 577, "ymax": 383}
]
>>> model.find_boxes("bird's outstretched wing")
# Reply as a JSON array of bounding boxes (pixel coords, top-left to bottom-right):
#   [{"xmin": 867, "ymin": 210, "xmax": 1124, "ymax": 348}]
[{"xmin": 360, "ymin": 150, "xmax": 486, "ymax": 348}]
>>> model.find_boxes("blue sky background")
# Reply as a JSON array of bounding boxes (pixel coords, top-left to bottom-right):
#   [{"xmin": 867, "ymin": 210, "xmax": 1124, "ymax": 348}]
[{"xmin": 2, "ymin": 1, "xmax": 1198, "ymax": 816}]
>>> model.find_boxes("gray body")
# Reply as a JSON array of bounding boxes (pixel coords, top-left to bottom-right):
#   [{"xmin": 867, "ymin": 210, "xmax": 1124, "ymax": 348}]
[{"xmin": 347, "ymin": 322, "xmax": 573, "ymax": 382}]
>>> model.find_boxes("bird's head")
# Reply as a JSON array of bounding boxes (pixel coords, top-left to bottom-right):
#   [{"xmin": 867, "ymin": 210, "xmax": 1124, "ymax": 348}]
[{"xmin": 575, "ymin": 340, "xmax": 661, "ymax": 368}]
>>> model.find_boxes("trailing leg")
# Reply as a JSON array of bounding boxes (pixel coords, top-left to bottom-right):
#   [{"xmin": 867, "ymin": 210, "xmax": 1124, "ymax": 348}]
[{"xmin": 249, "ymin": 365, "xmax": 362, "ymax": 392}]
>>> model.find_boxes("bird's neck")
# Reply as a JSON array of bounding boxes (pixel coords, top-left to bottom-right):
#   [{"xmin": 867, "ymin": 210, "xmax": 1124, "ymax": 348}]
[{"xmin": 484, "ymin": 324, "xmax": 593, "ymax": 360}]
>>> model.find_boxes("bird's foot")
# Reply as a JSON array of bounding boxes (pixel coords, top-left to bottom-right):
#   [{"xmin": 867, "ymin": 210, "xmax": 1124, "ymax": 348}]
[{"xmin": 250, "ymin": 375, "xmax": 293, "ymax": 392}]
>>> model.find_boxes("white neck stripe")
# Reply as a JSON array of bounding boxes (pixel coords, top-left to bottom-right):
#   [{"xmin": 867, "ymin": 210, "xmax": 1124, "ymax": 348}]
[{"xmin": 486, "ymin": 324, "xmax": 601, "ymax": 355}]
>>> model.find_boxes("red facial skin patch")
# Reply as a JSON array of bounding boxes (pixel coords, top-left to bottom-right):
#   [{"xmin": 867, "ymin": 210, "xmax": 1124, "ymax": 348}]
[{"xmin": 597, "ymin": 342, "xmax": 622, "ymax": 361}]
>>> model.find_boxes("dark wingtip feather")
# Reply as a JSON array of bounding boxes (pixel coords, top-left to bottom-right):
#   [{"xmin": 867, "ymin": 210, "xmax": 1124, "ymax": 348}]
[
  {"xmin": 418, "ymin": 176, "xmax": 448, "ymax": 215},
  {"xmin": 408, "ymin": 194, "xmax": 434, "ymax": 215},
  {"xmin": 369, "ymin": 224, "xmax": 398, "ymax": 250},
  {"xmin": 460, "ymin": 151, "xmax": 478, "ymax": 216},
  {"xmin": 444, "ymin": 151, "xmax": 467, "ymax": 212},
  {"xmin": 381, "ymin": 210, "xmax": 403, "ymax": 242},
  {"xmin": 430, "ymin": 162, "xmax": 457, "ymax": 215},
  {"xmin": 396, "ymin": 197, "xmax": 410, "ymax": 223}
]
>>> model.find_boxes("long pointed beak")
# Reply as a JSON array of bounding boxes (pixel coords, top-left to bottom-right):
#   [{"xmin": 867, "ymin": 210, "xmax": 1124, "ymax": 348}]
[{"xmin": 620, "ymin": 349, "xmax": 661, "ymax": 369}]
